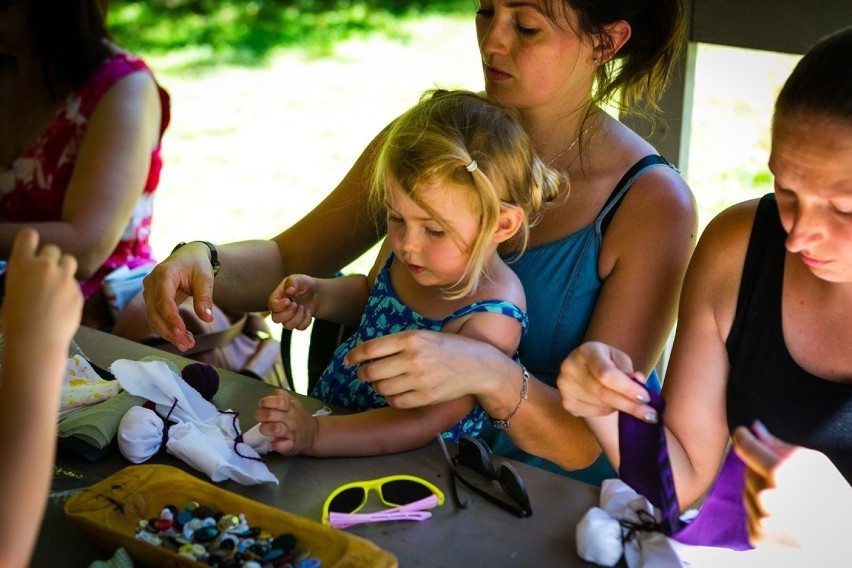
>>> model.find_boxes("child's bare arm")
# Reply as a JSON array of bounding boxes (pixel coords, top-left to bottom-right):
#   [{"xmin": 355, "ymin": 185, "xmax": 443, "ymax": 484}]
[
  {"xmin": 269, "ymin": 273, "xmax": 370, "ymax": 330},
  {"xmin": 453, "ymin": 312, "xmax": 523, "ymax": 357},
  {"xmin": 256, "ymin": 390, "xmax": 476, "ymax": 457}
]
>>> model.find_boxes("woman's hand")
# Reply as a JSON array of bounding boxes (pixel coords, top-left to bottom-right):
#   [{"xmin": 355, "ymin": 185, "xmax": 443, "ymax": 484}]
[
  {"xmin": 345, "ymin": 329, "xmax": 511, "ymax": 409},
  {"xmin": 346, "ymin": 329, "xmax": 605, "ymax": 470},
  {"xmin": 268, "ymin": 274, "xmax": 318, "ymax": 330},
  {"xmin": 557, "ymin": 341, "xmax": 657, "ymax": 422},
  {"xmin": 733, "ymin": 423, "xmax": 851, "ymax": 553},
  {"xmin": 142, "ymin": 242, "xmax": 218, "ymax": 352}
]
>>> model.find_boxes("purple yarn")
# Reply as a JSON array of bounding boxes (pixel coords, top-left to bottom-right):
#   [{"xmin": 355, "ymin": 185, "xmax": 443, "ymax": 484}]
[{"xmin": 181, "ymin": 363, "xmax": 220, "ymax": 401}]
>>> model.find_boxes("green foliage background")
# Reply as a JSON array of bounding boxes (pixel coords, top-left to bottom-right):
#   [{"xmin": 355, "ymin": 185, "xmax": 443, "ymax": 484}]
[{"xmin": 108, "ymin": 0, "xmax": 474, "ymax": 64}]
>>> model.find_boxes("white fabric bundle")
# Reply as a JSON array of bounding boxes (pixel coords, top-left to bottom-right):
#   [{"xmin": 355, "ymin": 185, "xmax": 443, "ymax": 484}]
[
  {"xmin": 576, "ymin": 507, "xmax": 623, "ymax": 566},
  {"xmin": 576, "ymin": 479, "xmax": 684, "ymax": 567},
  {"xmin": 118, "ymin": 405, "xmax": 164, "ymax": 463},
  {"xmin": 112, "ymin": 358, "xmax": 278, "ymax": 485}
]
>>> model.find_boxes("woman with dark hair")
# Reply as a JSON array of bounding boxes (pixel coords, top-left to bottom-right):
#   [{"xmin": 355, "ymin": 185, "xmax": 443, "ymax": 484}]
[
  {"xmin": 0, "ymin": 0, "xmax": 170, "ymax": 328},
  {"xmin": 145, "ymin": 0, "xmax": 697, "ymax": 484},
  {"xmin": 560, "ymin": 26, "xmax": 852, "ymax": 510}
]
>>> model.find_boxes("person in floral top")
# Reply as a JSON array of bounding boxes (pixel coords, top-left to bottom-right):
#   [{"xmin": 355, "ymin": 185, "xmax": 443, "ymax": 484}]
[{"xmin": 0, "ymin": 0, "xmax": 170, "ymax": 328}]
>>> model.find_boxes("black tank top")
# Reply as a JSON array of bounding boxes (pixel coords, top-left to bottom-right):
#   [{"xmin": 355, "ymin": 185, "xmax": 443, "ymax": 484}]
[{"xmin": 726, "ymin": 194, "xmax": 852, "ymax": 482}]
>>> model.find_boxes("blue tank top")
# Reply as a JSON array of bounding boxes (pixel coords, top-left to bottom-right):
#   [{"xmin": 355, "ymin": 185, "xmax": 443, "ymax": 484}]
[
  {"xmin": 311, "ymin": 253, "xmax": 529, "ymax": 442},
  {"xmin": 483, "ymin": 155, "xmax": 672, "ymax": 485}
]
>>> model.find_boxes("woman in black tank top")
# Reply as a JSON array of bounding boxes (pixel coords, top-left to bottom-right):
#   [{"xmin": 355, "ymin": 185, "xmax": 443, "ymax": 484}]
[{"xmin": 558, "ymin": 26, "xmax": 852, "ymax": 559}]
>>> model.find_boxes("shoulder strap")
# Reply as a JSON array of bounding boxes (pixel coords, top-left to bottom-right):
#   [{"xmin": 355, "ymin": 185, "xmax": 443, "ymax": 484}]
[
  {"xmin": 77, "ymin": 53, "xmax": 171, "ymax": 138},
  {"xmin": 598, "ymin": 155, "xmax": 674, "ymax": 236},
  {"xmin": 731, "ymin": 193, "xmax": 783, "ymax": 332},
  {"xmin": 78, "ymin": 54, "xmax": 141, "ymax": 117},
  {"xmin": 441, "ymin": 300, "xmax": 529, "ymax": 334}
]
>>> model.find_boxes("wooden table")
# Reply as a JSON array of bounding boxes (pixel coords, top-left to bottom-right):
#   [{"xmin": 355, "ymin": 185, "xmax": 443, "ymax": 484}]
[{"xmin": 33, "ymin": 326, "xmax": 604, "ymax": 567}]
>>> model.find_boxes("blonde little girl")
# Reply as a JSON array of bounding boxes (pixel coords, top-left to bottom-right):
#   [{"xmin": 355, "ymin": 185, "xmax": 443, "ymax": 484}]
[{"xmin": 256, "ymin": 89, "xmax": 562, "ymax": 457}]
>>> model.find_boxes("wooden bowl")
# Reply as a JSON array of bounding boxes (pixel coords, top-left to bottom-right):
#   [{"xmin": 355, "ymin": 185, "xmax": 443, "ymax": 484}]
[{"xmin": 64, "ymin": 464, "xmax": 397, "ymax": 567}]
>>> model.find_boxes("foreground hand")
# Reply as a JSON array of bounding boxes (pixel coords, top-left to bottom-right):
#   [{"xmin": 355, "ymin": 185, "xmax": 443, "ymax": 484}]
[
  {"xmin": 344, "ymin": 329, "xmax": 506, "ymax": 409},
  {"xmin": 734, "ymin": 423, "xmax": 851, "ymax": 552},
  {"xmin": 143, "ymin": 242, "xmax": 216, "ymax": 352},
  {"xmin": 557, "ymin": 341, "xmax": 656, "ymax": 422},
  {"xmin": 255, "ymin": 389, "xmax": 317, "ymax": 455},
  {"xmin": 2, "ymin": 228, "xmax": 82, "ymax": 348},
  {"xmin": 268, "ymin": 274, "xmax": 318, "ymax": 330}
]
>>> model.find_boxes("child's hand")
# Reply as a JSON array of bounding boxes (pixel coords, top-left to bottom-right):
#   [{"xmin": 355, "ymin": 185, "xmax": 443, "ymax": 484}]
[
  {"xmin": 255, "ymin": 389, "xmax": 318, "ymax": 455},
  {"xmin": 268, "ymin": 274, "xmax": 319, "ymax": 330},
  {"xmin": 1, "ymin": 228, "xmax": 82, "ymax": 348}
]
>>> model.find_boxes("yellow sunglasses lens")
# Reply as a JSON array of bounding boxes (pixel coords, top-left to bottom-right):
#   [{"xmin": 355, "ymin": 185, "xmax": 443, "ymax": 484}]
[{"xmin": 326, "ymin": 476, "xmax": 442, "ymax": 515}]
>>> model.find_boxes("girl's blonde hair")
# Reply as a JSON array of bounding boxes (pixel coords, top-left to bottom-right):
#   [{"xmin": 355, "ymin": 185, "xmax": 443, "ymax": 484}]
[{"xmin": 371, "ymin": 89, "xmax": 564, "ymax": 298}]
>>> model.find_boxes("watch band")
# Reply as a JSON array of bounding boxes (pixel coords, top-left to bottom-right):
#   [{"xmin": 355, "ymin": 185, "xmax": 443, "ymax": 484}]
[{"xmin": 172, "ymin": 241, "xmax": 220, "ymax": 276}]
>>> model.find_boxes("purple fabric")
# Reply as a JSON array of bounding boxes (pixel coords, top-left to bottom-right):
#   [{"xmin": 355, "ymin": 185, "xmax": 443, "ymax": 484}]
[
  {"xmin": 618, "ymin": 386, "xmax": 682, "ymax": 534},
  {"xmin": 672, "ymin": 450, "xmax": 753, "ymax": 550},
  {"xmin": 618, "ymin": 380, "xmax": 753, "ymax": 550}
]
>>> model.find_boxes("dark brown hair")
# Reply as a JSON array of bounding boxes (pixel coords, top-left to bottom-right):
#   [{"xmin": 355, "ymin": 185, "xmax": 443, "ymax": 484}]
[
  {"xmin": 541, "ymin": 0, "xmax": 687, "ymax": 115},
  {"xmin": 26, "ymin": 0, "xmax": 113, "ymax": 98},
  {"xmin": 774, "ymin": 26, "xmax": 852, "ymax": 125}
]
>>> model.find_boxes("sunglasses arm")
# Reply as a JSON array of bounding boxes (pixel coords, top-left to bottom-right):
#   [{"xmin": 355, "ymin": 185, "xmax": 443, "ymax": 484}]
[
  {"xmin": 329, "ymin": 494, "xmax": 440, "ymax": 529},
  {"xmin": 330, "ymin": 510, "xmax": 433, "ymax": 529}
]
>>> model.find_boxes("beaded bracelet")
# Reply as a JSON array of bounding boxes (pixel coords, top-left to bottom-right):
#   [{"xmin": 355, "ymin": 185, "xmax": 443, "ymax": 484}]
[{"xmin": 489, "ymin": 365, "xmax": 529, "ymax": 431}]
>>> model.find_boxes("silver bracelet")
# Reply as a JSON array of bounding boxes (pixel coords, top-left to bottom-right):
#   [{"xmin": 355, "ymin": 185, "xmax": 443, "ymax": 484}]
[{"xmin": 490, "ymin": 365, "xmax": 529, "ymax": 431}]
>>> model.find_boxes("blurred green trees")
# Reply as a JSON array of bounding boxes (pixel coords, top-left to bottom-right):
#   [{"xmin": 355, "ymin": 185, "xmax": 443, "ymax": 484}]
[{"xmin": 108, "ymin": 0, "xmax": 471, "ymax": 65}]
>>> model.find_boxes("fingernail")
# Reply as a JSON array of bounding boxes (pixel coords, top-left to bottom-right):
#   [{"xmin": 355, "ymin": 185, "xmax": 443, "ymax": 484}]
[
  {"xmin": 644, "ymin": 411, "xmax": 658, "ymax": 424},
  {"xmin": 636, "ymin": 391, "xmax": 650, "ymax": 404},
  {"xmin": 752, "ymin": 420, "xmax": 769, "ymax": 436}
]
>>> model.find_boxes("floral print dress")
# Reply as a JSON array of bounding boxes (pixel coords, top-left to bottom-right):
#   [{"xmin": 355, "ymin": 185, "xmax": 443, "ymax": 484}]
[{"xmin": 0, "ymin": 52, "xmax": 170, "ymax": 298}]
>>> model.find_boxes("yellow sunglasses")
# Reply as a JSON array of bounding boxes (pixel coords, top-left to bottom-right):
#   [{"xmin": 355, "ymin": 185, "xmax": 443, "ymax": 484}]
[{"xmin": 322, "ymin": 474, "xmax": 445, "ymax": 528}]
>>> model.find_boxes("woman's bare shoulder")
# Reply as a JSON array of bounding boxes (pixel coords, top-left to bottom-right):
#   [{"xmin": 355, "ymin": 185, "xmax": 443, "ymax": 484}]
[
  {"xmin": 682, "ymin": 198, "xmax": 763, "ymax": 326},
  {"xmin": 598, "ymin": 154, "xmax": 697, "ymax": 280},
  {"xmin": 698, "ymin": 198, "xmax": 762, "ymax": 257},
  {"xmin": 596, "ymin": 116, "xmax": 697, "ymax": 239}
]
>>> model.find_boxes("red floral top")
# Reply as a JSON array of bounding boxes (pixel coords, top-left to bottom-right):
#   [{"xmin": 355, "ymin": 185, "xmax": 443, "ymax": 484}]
[{"xmin": 0, "ymin": 52, "xmax": 170, "ymax": 298}]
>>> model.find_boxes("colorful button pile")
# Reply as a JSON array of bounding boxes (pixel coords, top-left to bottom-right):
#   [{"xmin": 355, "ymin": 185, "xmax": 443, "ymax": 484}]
[{"xmin": 134, "ymin": 501, "xmax": 322, "ymax": 567}]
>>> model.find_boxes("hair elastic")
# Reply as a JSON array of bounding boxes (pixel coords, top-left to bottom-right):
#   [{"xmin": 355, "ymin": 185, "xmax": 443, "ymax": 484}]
[{"xmin": 465, "ymin": 160, "xmax": 478, "ymax": 173}]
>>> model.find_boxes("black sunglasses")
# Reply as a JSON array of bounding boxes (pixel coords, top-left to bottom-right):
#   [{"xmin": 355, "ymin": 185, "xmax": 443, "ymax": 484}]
[{"xmin": 437, "ymin": 434, "xmax": 532, "ymax": 518}]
